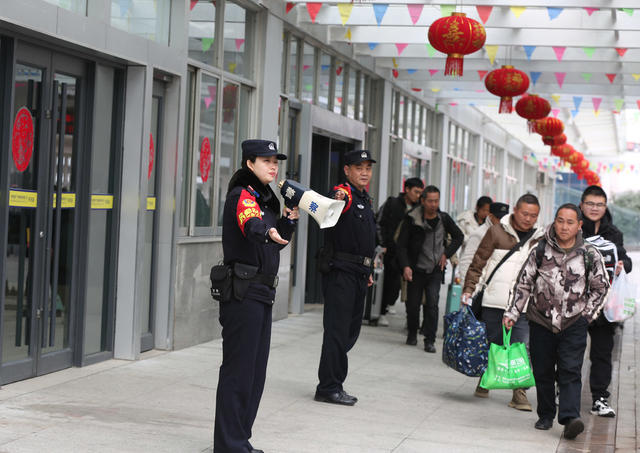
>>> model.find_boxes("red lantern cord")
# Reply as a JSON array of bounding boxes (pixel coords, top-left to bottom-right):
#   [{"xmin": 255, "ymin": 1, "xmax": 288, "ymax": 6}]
[
  {"xmin": 516, "ymin": 94, "xmax": 551, "ymax": 133},
  {"xmin": 485, "ymin": 66, "xmax": 530, "ymax": 113}
]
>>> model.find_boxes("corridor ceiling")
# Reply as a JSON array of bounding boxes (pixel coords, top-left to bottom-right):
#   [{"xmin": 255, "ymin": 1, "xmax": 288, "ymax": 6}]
[{"xmin": 285, "ymin": 0, "xmax": 640, "ymax": 157}]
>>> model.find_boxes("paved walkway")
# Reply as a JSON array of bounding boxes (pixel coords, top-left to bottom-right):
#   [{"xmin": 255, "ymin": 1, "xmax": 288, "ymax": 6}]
[{"xmin": 0, "ymin": 254, "xmax": 638, "ymax": 453}]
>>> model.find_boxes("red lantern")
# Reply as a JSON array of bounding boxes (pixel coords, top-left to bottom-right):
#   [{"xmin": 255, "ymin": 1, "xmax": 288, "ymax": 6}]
[
  {"xmin": 543, "ymin": 134, "xmax": 567, "ymax": 146},
  {"xmin": 485, "ymin": 66, "xmax": 530, "ymax": 113},
  {"xmin": 534, "ymin": 117, "xmax": 564, "ymax": 138},
  {"xmin": 577, "ymin": 160, "xmax": 589, "ymax": 172},
  {"xmin": 550, "ymin": 144, "xmax": 572, "ymax": 158},
  {"xmin": 428, "ymin": 13, "xmax": 486, "ymax": 77},
  {"xmin": 566, "ymin": 151, "xmax": 584, "ymax": 165},
  {"xmin": 516, "ymin": 94, "xmax": 551, "ymax": 132}
]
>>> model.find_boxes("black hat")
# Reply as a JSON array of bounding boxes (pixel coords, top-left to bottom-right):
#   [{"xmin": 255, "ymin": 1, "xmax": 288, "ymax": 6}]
[
  {"xmin": 344, "ymin": 149, "xmax": 377, "ymax": 165},
  {"xmin": 241, "ymin": 139, "xmax": 287, "ymax": 161},
  {"xmin": 490, "ymin": 202, "xmax": 509, "ymax": 219}
]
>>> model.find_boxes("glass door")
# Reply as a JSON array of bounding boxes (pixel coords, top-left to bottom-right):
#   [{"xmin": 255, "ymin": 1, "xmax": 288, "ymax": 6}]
[{"xmin": 1, "ymin": 43, "xmax": 86, "ymax": 383}]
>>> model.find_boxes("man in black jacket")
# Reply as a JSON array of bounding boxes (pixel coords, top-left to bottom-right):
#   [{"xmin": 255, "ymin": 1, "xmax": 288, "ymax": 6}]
[
  {"xmin": 377, "ymin": 178, "xmax": 424, "ymax": 326},
  {"xmin": 580, "ymin": 185, "xmax": 633, "ymax": 418},
  {"xmin": 397, "ymin": 186, "xmax": 464, "ymax": 352}
]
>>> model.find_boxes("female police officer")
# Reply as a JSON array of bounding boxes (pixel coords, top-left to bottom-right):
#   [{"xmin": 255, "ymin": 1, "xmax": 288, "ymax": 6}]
[{"xmin": 214, "ymin": 140, "xmax": 298, "ymax": 453}]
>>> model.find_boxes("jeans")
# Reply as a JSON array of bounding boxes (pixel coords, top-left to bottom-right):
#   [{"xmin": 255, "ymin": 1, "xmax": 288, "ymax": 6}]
[{"xmin": 406, "ymin": 268, "xmax": 442, "ymax": 343}]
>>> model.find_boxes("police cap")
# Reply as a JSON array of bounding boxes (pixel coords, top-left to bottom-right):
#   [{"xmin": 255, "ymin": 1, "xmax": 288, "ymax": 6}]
[
  {"xmin": 241, "ymin": 139, "xmax": 287, "ymax": 161},
  {"xmin": 344, "ymin": 149, "xmax": 377, "ymax": 165}
]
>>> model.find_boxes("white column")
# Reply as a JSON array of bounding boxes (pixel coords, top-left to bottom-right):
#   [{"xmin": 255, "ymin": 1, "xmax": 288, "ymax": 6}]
[
  {"xmin": 439, "ymin": 115, "xmax": 450, "ymax": 211},
  {"xmin": 476, "ymin": 135, "xmax": 484, "ymax": 199},
  {"xmin": 377, "ymin": 80, "xmax": 393, "ymax": 204}
]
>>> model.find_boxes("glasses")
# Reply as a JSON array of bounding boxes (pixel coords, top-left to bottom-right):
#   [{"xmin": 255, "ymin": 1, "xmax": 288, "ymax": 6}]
[{"xmin": 584, "ymin": 202, "xmax": 606, "ymax": 209}]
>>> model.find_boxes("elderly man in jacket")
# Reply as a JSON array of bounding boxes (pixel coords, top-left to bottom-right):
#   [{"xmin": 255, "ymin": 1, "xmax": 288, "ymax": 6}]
[
  {"xmin": 396, "ymin": 185, "xmax": 463, "ymax": 352},
  {"xmin": 462, "ymin": 193, "xmax": 544, "ymax": 411},
  {"xmin": 503, "ymin": 203, "xmax": 610, "ymax": 440}
]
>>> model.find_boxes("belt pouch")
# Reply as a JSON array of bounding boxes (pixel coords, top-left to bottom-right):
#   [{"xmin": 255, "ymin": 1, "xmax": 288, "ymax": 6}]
[
  {"xmin": 233, "ymin": 263, "xmax": 259, "ymax": 301},
  {"xmin": 210, "ymin": 264, "xmax": 232, "ymax": 302}
]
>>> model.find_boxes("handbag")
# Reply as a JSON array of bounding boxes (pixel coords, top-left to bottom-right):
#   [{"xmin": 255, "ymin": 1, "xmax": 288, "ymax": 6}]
[
  {"xmin": 470, "ymin": 230, "xmax": 535, "ymax": 318},
  {"xmin": 210, "ymin": 263, "xmax": 232, "ymax": 302},
  {"xmin": 442, "ymin": 306, "xmax": 488, "ymax": 377},
  {"xmin": 480, "ymin": 326, "xmax": 535, "ymax": 389},
  {"xmin": 603, "ymin": 271, "xmax": 637, "ymax": 322}
]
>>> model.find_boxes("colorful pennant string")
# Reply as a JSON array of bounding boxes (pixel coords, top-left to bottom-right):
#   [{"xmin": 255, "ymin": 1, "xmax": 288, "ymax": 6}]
[
  {"xmin": 306, "ymin": 3, "xmax": 322, "ymax": 23},
  {"xmin": 530, "ymin": 72, "xmax": 541, "ymax": 85},
  {"xmin": 616, "ymin": 48, "xmax": 628, "ymax": 57},
  {"xmin": 407, "ymin": 4, "xmax": 423, "ymax": 25},
  {"xmin": 583, "ymin": 47, "xmax": 595, "ymax": 58},
  {"xmin": 553, "ymin": 47, "xmax": 566, "ymax": 61},
  {"xmin": 429, "ymin": 69, "xmax": 438, "ymax": 76},
  {"xmin": 337, "ymin": 3, "xmax": 353, "ymax": 25},
  {"xmin": 368, "ymin": 42, "xmax": 378, "ymax": 50},
  {"xmin": 476, "ymin": 6, "xmax": 493, "ymax": 24},
  {"xmin": 584, "ymin": 7, "xmax": 599, "ymax": 16},
  {"xmin": 201, "ymin": 38, "xmax": 214, "ymax": 52},
  {"xmin": 485, "ymin": 45, "xmax": 499, "ymax": 65},
  {"xmin": 523, "ymin": 46, "xmax": 536, "ymax": 60},
  {"xmin": 441, "ymin": 5, "xmax": 455, "ymax": 17},
  {"xmin": 373, "ymin": 4, "xmax": 388, "ymax": 26},
  {"xmin": 581, "ymin": 73, "xmax": 593, "ymax": 82},
  {"xmin": 426, "ymin": 44, "xmax": 436, "ymax": 57},
  {"xmin": 477, "ymin": 70, "xmax": 488, "ymax": 80},
  {"xmin": 547, "ymin": 7, "xmax": 563, "ymax": 20},
  {"xmin": 554, "ymin": 73, "xmax": 566, "ymax": 88},
  {"xmin": 395, "ymin": 43, "xmax": 408, "ymax": 55},
  {"xmin": 285, "ymin": 2, "xmax": 294, "ymax": 14},
  {"xmin": 606, "ymin": 74, "xmax": 617, "ymax": 83},
  {"xmin": 573, "ymin": 96, "xmax": 582, "ymax": 110},
  {"xmin": 510, "ymin": 6, "xmax": 526, "ymax": 18}
]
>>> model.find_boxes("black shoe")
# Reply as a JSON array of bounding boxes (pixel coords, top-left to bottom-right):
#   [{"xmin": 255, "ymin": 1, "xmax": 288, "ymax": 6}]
[
  {"xmin": 534, "ymin": 418, "xmax": 553, "ymax": 430},
  {"xmin": 423, "ymin": 342, "xmax": 436, "ymax": 353},
  {"xmin": 340, "ymin": 390, "xmax": 358, "ymax": 403},
  {"xmin": 406, "ymin": 335, "xmax": 417, "ymax": 346},
  {"xmin": 314, "ymin": 391, "xmax": 356, "ymax": 406},
  {"xmin": 250, "ymin": 450, "xmax": 264, "ymax": 453},
  {"xmin": 563, "ymin": 418, "xmax": 584, "ymax": 440}
]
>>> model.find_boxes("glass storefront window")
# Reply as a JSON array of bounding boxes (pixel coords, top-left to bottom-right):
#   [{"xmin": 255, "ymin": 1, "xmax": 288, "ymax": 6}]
[
  {"xmin": 223, "ymin": 3, "xmax": 250, "ymax": 78},
  {"xmin": 110, "ymin": 0, "xmax": 170, "ymax": 44},
  {"xmin": 43, "ymin": 0, "xmax": 86, "ymax": 14},
  {"xmin": 288, "ymin": 38, "xmax": 299, "ymax": 98},
  {"xmin": 347, "ymin": 67, "xmax": 356, "ymax": 119},
  {"xmin": 333, "ymin": 59, "xmax": 344, "ymax": 114},
  {"xmin": 406, "ymin": 100, "xmax": 413, "ymax": 141},
  {"xmin": 195, "ymin": 74, "xmax": 218, "ymax": 228},
  {"xmin": 188, "ymin": 0, "xmax": 217, "ymax": 66},
  {"xmin": 217, "ymin": 82, "xmax": 239, "ymax": 226},
  {"xmin": 318, "ymin": 52, "xmax": 330, "ymax": 109},
  {"xmin": 398, "ymin": 96, "xmax": 405, "ymax": 138},
  {"xmin": 391, "ymin": 90, "xmax": 397, "ymax": 134},
  {"xmin": 301, "ymin": 43, "xmax": 315, "ymax": 103}
]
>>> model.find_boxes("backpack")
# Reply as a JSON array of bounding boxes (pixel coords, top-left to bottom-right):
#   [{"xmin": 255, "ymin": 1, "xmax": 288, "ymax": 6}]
[{"xmin": 534, "ymin": 238, "xmax": 594, "ymax": 276}]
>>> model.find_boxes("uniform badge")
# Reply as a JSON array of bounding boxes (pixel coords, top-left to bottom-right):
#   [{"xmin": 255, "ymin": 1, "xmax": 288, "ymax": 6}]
[
  {"xmin": 268, "ymin": 142, "xmax": 276, "ymax": 151},
  {"xmin": 357, "ymin": 203, "xmax": 364, "ymax": 209},
  {"xmin": 242, "ymin": 198, "xmax": 257, "ymax": 207},
  {"xmin": 361, "ymin": 151, "xmax": 367, "ymax": 158}
]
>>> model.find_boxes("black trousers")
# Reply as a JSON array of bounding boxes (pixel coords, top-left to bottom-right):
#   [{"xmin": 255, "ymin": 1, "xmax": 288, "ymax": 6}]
[
  {"xmin": 381, "ymin": 256, "xmax": 401, "ymax": 315},
  {"xmin": 588, "ymin": 320, "xmax": 616, "ymax": 401},
  {"xmin": 317, "ymin": 270, "xmax": 368, "ymax": 394},
  {"xmin": 214, "ymin": 298, "xmax": 272, "ymax": 453},
  {"xmin": 406, "ymin": 268, "xmax": 442, "ymax": 343},
  {"xmin": 529, "ymin": 318, "xmax": 588, "ymax": 425}
]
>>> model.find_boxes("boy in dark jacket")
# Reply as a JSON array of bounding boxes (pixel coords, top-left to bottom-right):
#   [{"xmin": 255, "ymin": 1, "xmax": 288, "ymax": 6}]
[
  {"xmin": 377, "ymin": 178, "xmax": 424, "ymax": 325},
  {"xmin": 580, "ymin": 185, "xmax": 633, "ymax": 418},
  {"xmin": 396, "ymin": 186, "xmax": 463, "ymax": 352}
]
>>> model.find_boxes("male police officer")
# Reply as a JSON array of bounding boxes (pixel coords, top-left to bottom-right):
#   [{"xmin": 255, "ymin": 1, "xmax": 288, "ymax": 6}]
[{"xmin": 314, "ymin": 150, "xmax": 376, "ymax": 406}]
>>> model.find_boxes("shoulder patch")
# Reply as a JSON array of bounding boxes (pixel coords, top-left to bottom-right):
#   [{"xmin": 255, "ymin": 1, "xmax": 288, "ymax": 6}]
[
  {"xmin": 333, "ymin": 183, "xmax": 353, "ymax": 212},
  {"xmin": 237, "ymin": 189, "xmax": 262, "ymax": 235}
]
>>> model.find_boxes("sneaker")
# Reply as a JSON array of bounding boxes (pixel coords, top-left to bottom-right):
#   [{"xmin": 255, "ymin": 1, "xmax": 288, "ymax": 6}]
[
  {"xmin": 378, "ymin": 315, "xmax": 390, "ymax": 327},
  {"xmin": 563, "ymin": 418, "xmax": 584, "ymax": 440},
  {"xmin": 591, "ymin": 397, "xmax": 616, "ymax": 417},
  {"xmin": 508, "ymin": 388, "xmax": 532, "ymax": 411},
  {"xmin": 387, "ymin": 307, "xmax": 397, "ymax": 315},
  {"xmin": 474, "ymin": 384, "xmax": 489, "ymax": 398}
]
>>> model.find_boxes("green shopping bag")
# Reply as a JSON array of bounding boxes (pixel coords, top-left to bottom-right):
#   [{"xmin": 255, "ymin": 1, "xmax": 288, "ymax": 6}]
[{"xmin": 479, "ymin": 326, "xmax": 535, "ymax": 389}]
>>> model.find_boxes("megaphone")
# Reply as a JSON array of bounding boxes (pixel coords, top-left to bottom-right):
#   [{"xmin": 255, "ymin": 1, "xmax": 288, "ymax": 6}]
[{"xmin": 278, "ymin": 180, "xmax": 345, "ymax": 229}]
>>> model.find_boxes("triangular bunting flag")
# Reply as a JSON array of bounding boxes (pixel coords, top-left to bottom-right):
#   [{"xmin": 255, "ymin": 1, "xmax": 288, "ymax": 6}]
[
  {"xmin": 523, "ymin": 46, "xmax": 536, "ymax": 60},
  {"xmin": 190, "ymin": 0, "xmax": 198, "ymax": 11},
  {"xmin": 344, "ymin": 28, "xmax": 351, "ymax": 41},
  {"xmin": 530, "ymin": 71, "xmax": 541, "ymax": 85},
  {"xmin": 229, "ymin": 62, "xmax": 237, "ymax": 73},
  {"xmin": 407, "ymin": 69, "xmax": 417, "ymax": 75},
  {"xmin": 368, "ymin": 42, "xmax": 378, "ymax": 50},
  {"xmin": 584, "ymin": 7, "xmax": 599, "ymax": 16},
  {"xmin": 573, "ymin": 96, "xmax": 582, "ymax": 110},
  {"xmin": 395, "ymin": 43, "xmax": 408, "ymax": 55},
  {"xmin": 429, "ymin": 69, "xmax": 438, "ymax": 76},
  {"xmin": 592, "ymin": 97, "xmax": 602, "ymax": 113},
  {"xmin": 431, "ymin": 88, "xmax": 441, "ymax": 93},
  {"xmin": 554, "ymin": 73, "xmax": 566, "ymax": 88},
  {"xmin": 449, "ymin": 103, "xmax": 458, "ymax": 107},
  {"xmin": 392, "ymin": 58, "xmax": 398, "ymax": 68},
  {"xmin": 373, "ymin": 4, "xmax": 388, "ymax": 26},
  {"xmin": 633, "ymin": 74, "xmax": 640, "ymax": 81},
  {"xmin": 392, "ymin": 69, "xmax": 398, "ymax": 78},
  {"xmin": 407, "ymin": 4, "xmax": 423, "ymax": 25},
  {"xmin": 553, "ymin": 47, "xmax": 566, "ymax": 61},
  {"xmin": 547, "ymin": 7, "xmax": 563, "ymax": 20},
  {"xmin": 235, "ymin": 39, "xmax": 244, "ymax": 51},
  {"xmin": 583, "ymin": 47, "xmax": 595, "ymax": 58},
  {"xmin": 571, "ymin": 109, "xmax": 579, "ymax": 118},
  {"xmin": 426, "ymin": 44, "xmax": 436, "ymax": 57},
  {"xmin": 411, "ymin": 88, "xmax": 422, "ymax": 92},
  {"xmin": 614, "ymin": 99, "xmax": 625, "ymax": 111},
  {"xmin": 552, "ymin": 109, "xmax": 560, "ymax": 118},
  {"xmin": 303, "ymin": 65, "xmax": 310, "ymax": 71},
  {"xmin": 637, "ymin": 100, "xmax": 640, "ymax": 110},
  {"xmin": 485, "ymin": 45, "xmax": 499, "ymax": 65},
  {"xmin": 285, "ymin": 2, "xmax": 294, "ymax": 14},
  {"xmin": 477, "ymin": 70, "xmax": 488, "ymax": 80},
  {"xmin": 510, "ymin": 6, "xmax": 526, "ymax": 18},
  {"xmin": 306, "ymin": 3, "xmax": 322, "ymax": 23},
  {"xmin": 606, "ymin": 73, "xmax": 616, "ymax": 83},
  {"xmin": 441, "ymin": 5, "xmax": 455, "ymax": 17},
  {"xmin": 615, "ymin": 48, "xmax": 628, "ymax": 57},
  {"xmin": 581, "ymin": 73, "xmax": 593, "ymax": 82},
  {"xmin": 476, "ymin": 6, "xmax": 493, "ymax": 24},
  {"xmin": 337, "ymin": 3, "xmax": 353, "ymax": 25},
  {"xmin": 551, "ymin": 94, "xmax": 561, "ymax": 104},
  {"xmin": 201, "ymin": 37, "xmax": 214, "ymax": 52},
  {"xmin": 619, "ymin": 8, "xmax": 634, "ymax": 16}
]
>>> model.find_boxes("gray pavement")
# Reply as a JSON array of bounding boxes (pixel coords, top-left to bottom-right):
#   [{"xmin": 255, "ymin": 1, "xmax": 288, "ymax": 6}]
[{"xmin": 0, "ymin": 254, "xmax": 638, "ymax": 453}]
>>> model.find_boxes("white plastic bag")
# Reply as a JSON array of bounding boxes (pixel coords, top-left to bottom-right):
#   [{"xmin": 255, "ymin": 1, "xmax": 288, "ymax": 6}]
[{"xmin": 603, "ymin": 271, "xmax": 637, "ymax": 322}]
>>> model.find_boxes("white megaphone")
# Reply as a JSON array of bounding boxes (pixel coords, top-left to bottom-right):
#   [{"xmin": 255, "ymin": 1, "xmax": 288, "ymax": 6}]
[{"xmin": 278, "ymin": 180, "xmax": 345, "ymax": 229}]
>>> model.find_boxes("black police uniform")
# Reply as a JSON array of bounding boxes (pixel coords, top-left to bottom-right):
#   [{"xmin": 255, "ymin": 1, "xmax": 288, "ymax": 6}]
[
  {"xmin": 316, "ymin": 150, "xmax": 376, "ymax": 402},
  {"xmin": 214, "ymin": 140, "xmax": 296, "ymax": 453}
]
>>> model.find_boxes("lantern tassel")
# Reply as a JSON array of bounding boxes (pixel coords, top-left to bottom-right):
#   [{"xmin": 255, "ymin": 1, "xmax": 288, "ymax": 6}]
[
  {"xmin": 445, "ymin": 54, "xmax": 464, "ymax": 76},
  {"xmin": 499, "ymin": 96, "xmax": 513, "ymax": 113}
]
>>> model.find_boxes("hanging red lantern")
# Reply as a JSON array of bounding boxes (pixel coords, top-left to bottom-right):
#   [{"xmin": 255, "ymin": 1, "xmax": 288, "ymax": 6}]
[
  {"xmin": 516, "ymin": 94, "xmax": 551, "ymax": 131},
  {"xmin": 577, "ymin": 160, "xmax": 590, "ymax": 172},
  {"xmin": 484, "ymin": 66, "xmax": 530, "ymax": 113},
  {"xmin": 550, "ymin": 144, "xmax": 572, "ymax": 159},
  {"xmin": 534, "ymin": 117, "xmax": 564, "ymax": 138},
  {"xmin": 427, "ymin": 12, "xmax": 486, "ymax": 77},
  {"xmin": 566, "ymin": 151, "xmax": 584, "ymax": 165},
  {"xmin": 543, "ymin": 133, "xmax": 567, "ymax": 146}
]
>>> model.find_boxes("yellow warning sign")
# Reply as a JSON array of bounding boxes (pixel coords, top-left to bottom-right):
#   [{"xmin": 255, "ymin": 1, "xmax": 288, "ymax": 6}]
[
  {"xmin": 52, "ymin": 192, "xmax": 76, "ymax": 208},
  {"xmin": 91, "ymin": 194, "xmax": 114, "ymax": 210},
  {"xmin": 9, "ymin": 189, "xmax": 38, "ymax": 208},
  {"xmin": 146, "ymin": 197, "xmax": 156, "ymax": 211}
]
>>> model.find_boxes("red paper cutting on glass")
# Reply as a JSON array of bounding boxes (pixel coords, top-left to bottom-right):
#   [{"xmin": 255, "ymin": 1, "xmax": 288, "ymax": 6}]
[
  {"xmin": 148, "ymin": 133, "xmax": 155, "ymax": 180},
  {"xmin": 12, "ymin": 107, "xmax": 34, "ymax": 172},
  {"xmin": 200, "ymin": 137, "xmax": 212, "ymax": 182}
]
